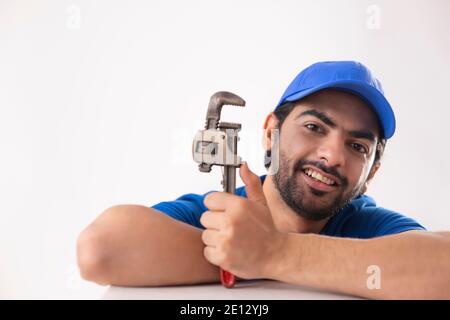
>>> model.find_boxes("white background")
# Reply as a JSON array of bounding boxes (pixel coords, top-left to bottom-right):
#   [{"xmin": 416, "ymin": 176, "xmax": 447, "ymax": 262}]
[{"xmin": 1, "ymin": 0, "xmax": 449, "ymax": 299}]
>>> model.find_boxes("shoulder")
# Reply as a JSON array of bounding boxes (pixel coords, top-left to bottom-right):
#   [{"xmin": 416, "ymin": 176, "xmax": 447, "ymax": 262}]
[
  {"xmin": 151, "ymin": 192, "xmax": 211, "ymax": 228},
  {"xmin": 321, "ymin": 194, "xmax": 426, "ymax": 238}
]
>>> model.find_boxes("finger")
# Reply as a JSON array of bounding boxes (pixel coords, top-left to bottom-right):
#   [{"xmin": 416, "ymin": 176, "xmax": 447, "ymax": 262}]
[
  {"xmin": 201, "ymin": 229, "xmax": 220, "ymax": 247},
  {"xmin": 200, "ymin": 210, "xmax": 224, "ymax": 230},
  {"xmin": 203, "ymin": 246, "xmax": 221, "ymax": 267},
  {"xmin": 239, "ymin": 162, "xmax": 268, "ymax": 206},
  {"xmin": 203, "ymin": 191, "xmax": 236, "ymax": 211}
]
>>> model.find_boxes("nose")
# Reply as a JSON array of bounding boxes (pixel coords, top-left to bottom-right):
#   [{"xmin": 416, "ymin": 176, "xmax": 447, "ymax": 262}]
[{"xmin": 315, "ymin": 135, "xmax": 346, "ymax": 169}]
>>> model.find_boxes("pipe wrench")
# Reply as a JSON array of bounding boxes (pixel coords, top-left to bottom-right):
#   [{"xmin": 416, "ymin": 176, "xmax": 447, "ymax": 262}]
[{"xmin": 192, "ymin": 91, "xmax": 245, "ymax": 288}]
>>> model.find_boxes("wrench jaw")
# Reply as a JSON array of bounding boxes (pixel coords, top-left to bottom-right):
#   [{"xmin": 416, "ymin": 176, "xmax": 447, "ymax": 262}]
[
  {"xmin": 205, "ymin": 91, "xmax": 245, "ymax": 130},
  {"xmin": 193, "ymin": 92, "xmax": 245, "ymax": 173}
]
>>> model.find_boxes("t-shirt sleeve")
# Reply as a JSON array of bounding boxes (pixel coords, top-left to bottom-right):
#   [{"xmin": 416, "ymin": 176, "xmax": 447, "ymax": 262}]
[
  {"xmin": 151, "ymin": 192, "xmax": 213, "ymax": 229},
  {"xmin": 323, "ymin": 202, "xmax": 427, "ymax": 239},
  {"xmin": 369, "ymin": 208, "xmax": 426, "ymax": 237}
]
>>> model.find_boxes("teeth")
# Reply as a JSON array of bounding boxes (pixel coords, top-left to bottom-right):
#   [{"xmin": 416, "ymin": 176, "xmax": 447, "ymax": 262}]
[{"xmin": 303, "ymin": 168, "xmax": 335, "ymax": 186}]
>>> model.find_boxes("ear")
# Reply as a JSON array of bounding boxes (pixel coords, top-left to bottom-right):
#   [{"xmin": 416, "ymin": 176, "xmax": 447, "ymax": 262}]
[
  {"xmin": 262, "ymin": 112, "xmax": 279, "ymax": 151},
  {"xmin": 361, "ymin": 161, "xmax": 381, "ymax": 194}
]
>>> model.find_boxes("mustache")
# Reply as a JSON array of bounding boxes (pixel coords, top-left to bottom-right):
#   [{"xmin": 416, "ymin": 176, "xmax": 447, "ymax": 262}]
[{"xmin": 294, "ymin": 159, "xmax": 348, "ymax": 187}]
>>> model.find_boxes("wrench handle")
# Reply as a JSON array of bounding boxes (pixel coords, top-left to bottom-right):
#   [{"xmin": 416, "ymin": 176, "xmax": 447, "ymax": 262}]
[{"xmin": 220, "ymin": 165, "xmax": 237, "ymax": 288}]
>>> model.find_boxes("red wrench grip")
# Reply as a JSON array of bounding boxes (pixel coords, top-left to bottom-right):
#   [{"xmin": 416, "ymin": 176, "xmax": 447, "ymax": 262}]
[{"xmin": 220, "ymin": 268, "xmax": 235, "ymax": 288}]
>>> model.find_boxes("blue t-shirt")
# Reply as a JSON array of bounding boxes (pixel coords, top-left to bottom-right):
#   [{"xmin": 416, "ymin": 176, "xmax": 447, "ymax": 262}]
[{"xmin": 152, "ymin": 175, "xmax": 425, "ymax": 238}]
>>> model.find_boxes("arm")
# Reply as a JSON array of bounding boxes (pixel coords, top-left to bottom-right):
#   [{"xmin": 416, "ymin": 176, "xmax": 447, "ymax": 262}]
[
  {"xmin": 269, "ymin": 230, "xmax": 450, "ymax": 299},
  {"xmin": 77, "ymin": 205, "xmax": 220, "ymax": 286},
  {"xmin": 201, "ymin": 164, "xmax": 450, "ymax": 299}
]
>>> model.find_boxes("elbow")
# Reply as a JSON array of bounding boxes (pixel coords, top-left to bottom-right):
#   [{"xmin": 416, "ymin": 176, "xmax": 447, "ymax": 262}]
[{"xmin": 76, "ymin": 227, "xmax": 111, "ymax": 286}]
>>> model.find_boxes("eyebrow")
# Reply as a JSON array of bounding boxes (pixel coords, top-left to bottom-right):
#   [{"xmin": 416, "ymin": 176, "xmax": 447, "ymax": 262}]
[
  {"xmin": 347, "ymin": 130, "xmax": 376, "ymax": 143},
  {"xmin": 295, "ymin": 109, "xmax": 377, "ymax": 143},
  {"xmin": 296, "ymin": 109, "xmax": 337, "ymax": 127}
]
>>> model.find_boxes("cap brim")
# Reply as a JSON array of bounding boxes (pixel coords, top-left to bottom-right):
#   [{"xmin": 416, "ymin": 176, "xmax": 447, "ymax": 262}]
[{"xmin": 277, "ymin": 80, "xmax": 396, "ymax": 139}]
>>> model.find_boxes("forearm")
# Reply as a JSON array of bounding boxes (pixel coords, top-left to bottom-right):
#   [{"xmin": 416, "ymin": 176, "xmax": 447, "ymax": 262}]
[
  {"xmin": 270, "ymin": 231, "xmax": 450, "ymax": 299},
  {"xmin": 77, "ymin": 205, "xmax": 220, "ymax": 286}
]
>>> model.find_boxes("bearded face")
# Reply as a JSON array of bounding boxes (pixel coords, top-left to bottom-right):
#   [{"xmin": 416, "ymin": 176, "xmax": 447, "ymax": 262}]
[{"xmin": 267, "ymin": 90, "xmax": 381, "ymax": 221}]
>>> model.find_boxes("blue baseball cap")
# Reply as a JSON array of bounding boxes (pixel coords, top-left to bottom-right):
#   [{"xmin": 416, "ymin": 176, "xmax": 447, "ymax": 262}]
[{"xmin": 275, "ymin": 61, "xmax": 396, "ymax": 139}]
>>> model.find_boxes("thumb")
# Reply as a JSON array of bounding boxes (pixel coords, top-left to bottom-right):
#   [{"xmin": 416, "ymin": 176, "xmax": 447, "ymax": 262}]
[{"xmin": 240, "ymin": 162, "xmax": 267, "ymax": 206}]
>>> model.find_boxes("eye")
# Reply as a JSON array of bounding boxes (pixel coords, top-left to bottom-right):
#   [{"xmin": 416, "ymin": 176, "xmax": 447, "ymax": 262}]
[
  {"xmin": 305, "ymin": 123, "xmax": 322, "ymax": 133},
  {"xmin": 350, "ymin": 142, "xmax": 368, "ymax": 154}
]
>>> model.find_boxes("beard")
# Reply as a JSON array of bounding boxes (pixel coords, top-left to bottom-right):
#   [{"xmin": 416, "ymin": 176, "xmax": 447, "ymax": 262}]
[{"xmin": 272, "ymin": 150, "xmax": 364, "ymax": 221}]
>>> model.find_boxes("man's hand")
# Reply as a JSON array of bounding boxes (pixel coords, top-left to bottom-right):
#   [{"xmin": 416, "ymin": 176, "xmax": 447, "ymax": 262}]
[{"xmin": 200, "ymin": 162, "xmax": 286, "ymax": 280}]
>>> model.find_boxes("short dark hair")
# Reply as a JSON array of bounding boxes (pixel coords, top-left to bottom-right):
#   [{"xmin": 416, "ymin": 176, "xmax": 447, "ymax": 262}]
[{"xmin": 268, "ymin": 101, "xmax": 386, "ymax": 172}]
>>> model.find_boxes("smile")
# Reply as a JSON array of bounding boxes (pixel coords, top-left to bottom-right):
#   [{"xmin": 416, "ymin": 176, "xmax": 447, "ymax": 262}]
[
  {"xmin": 302, "ymin": 168, "xmax": 336, "ymax": 185},
  {"xmin": 300, "ymin": 167, "xmax": 340, "ymax": 193}
]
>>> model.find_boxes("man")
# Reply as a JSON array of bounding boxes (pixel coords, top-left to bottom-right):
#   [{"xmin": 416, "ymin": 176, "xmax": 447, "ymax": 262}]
[{"xmin": 77, "ymin": 61, "xmax": 450, "ymax": 299}]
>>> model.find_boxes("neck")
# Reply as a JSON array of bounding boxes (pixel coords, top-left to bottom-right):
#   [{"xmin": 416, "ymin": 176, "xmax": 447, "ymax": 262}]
[{"xmin": 262, "ymin": 174, "xmax": 329, "ymax": 234}]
